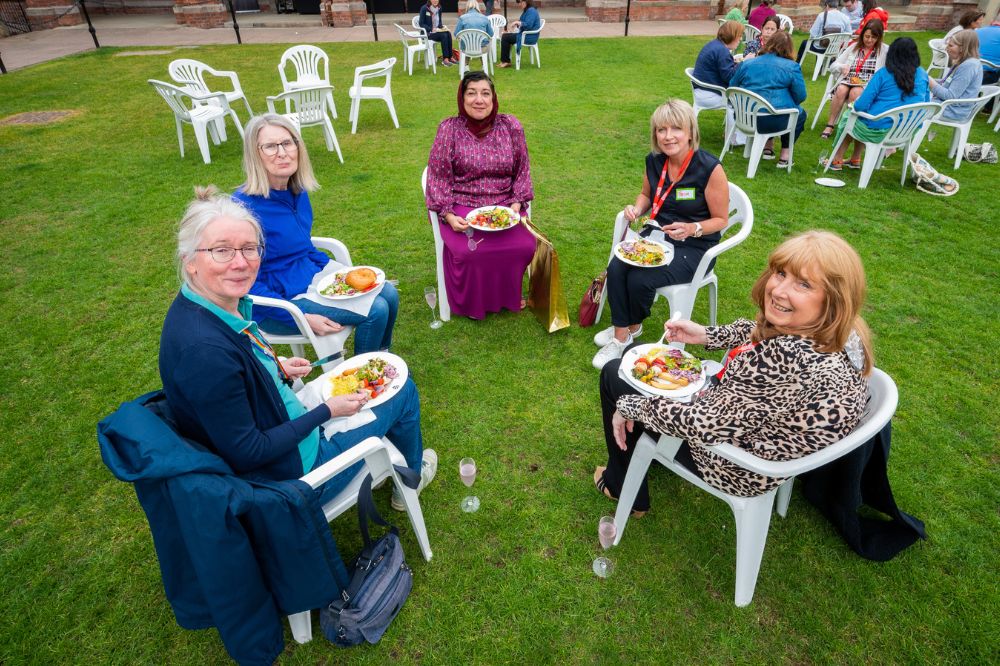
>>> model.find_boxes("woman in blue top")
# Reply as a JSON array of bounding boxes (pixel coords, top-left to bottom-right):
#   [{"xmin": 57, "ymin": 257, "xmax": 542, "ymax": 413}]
[
  {"xmin": 828, "ymin": 37, "xmax": 930, "ymax": 170},
  {"xmin": 419, "ymin": 0, "xmax": 456, "ymax": 67},
  {"xmin": 454, "ymin": 0, "xmax": 493, "ymax": 48},
  {"xmin": 498, "ymin": 0, "xmax": 541, "ymax": 67},
  {"xmin": 929, "ymin": 30, "xmax": 983, "ymax": 121},
  {"xmin": 730, "ymin": 30, "xmax": 808, "ymax": 169},
  {"xmin": 233, "ymin": 114, "xmax": 399, "ymax": 355}
]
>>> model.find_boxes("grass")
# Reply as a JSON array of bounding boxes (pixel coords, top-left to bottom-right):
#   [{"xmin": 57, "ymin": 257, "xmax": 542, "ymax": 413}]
[{"xmin": 1, "ymin": 33, "xmax": 998, "ymax": 665}]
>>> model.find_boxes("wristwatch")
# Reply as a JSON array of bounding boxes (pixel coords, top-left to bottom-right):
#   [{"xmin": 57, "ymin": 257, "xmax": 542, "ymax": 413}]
[{"xmin": 693, "ymin": 222, "xmax": 704, "ymax": 238}]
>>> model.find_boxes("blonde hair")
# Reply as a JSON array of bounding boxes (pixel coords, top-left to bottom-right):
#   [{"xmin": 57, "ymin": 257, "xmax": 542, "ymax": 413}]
[
  {"xmin": 749, "ymin": 230, "xmax": 874, "ymax": 375},
  {"xmin": 241, "ymin": 114, "xmax": 319, "ymax": 197},
  {"xmin": 717, "ymin": 19, "xmax": 745, "ymax": 44},
  {"xmin": 176, "ymin": 186, "xmax": 262, "ymax": 287},
  {"xmin": 948, "ymin": 30, "xmax": 980, "ymax": 64},
  {"xmin": 650, "ymin": 99, "xmax": 701, "ymax": 153},
  {"xmin": 465, "ymin": 0, "xmax": 480, "ymax": 10}
]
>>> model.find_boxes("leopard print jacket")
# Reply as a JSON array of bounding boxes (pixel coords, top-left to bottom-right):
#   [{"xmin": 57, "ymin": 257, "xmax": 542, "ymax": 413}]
[{"xmin": 616, "ymin": 319, "xmax": 869, "ymax": 498}]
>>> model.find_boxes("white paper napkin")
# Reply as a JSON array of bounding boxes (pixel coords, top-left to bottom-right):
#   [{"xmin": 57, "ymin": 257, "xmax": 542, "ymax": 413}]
[
  {"xmin": 294, "ymin": 261, "xmax": 385, "ymax": 317},
  {"xmin": 296, "ymin": 371, "xmax": 376, "ymax": 438}
]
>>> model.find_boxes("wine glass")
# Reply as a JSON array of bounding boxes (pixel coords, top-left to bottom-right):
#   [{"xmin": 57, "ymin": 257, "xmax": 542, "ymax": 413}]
[
  {"xmin": 459, "ymin": 457, "xmax": 480, "ymax": 512},
  {"xmin": 465, "ymin": 228, "xmax": 478, "ymax": 252},
  {"xmin": 424, "ymin": 286, "xmax": 443, "ymax": 330},
  {"xmin": 592, "ymin": 515, "xmax": 616, "ymax": 578}
]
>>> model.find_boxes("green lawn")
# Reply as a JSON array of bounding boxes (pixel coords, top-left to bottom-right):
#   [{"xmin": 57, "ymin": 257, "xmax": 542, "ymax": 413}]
[{"xmin": 1, "ymin": 34, "xmax": 997, "ymax": 664}]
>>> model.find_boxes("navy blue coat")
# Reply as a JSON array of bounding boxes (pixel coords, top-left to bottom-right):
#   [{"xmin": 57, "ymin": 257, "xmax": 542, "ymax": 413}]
[{"xmin": 98, "ymin": 390, "xmax": 349, "ymax": 666}]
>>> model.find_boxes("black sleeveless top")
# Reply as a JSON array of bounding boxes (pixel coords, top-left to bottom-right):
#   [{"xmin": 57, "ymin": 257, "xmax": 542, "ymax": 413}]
[{"xmin": 641, "ymin": 149, "xmax": 722, "ymax": 252}]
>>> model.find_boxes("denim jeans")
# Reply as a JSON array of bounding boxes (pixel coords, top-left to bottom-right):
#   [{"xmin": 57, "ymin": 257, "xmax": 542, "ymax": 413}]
[
  {"xmin": 260, "ymin": 282, "xmax": 399, "ymax": 354},
  {"xmin": 756, "ymin": 108, "xmax": 807, "ymax": 149},
  {"xmin": 310, "ymin": 378, "xmax": 423, "ymax": 507}
]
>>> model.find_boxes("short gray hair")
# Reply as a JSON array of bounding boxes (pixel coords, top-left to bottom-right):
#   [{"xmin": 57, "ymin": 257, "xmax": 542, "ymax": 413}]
[
  {"xmin": 176, "ymin": 186, "xmax": 263, "ymax": 287},
  {"xmin": 241, "ymin": 114, "xmax": 320, "ymax": 197}
]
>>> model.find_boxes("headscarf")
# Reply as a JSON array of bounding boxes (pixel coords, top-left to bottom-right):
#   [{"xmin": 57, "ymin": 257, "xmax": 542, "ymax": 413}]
[{"xmin": 457, "ymin": 75, "xmax": 499, "ymax": 138}]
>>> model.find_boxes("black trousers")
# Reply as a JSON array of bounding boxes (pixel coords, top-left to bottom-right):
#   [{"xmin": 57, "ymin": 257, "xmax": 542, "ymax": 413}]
[
  {"xmin": 500, "ymin": 33, "xmax": 518, "ymax": 63},
  {"xmin": 429, "ymin": 30, "xmax": 453, "ymax": 59},
  {"xmin": 983, "ymin": 70, "xmax": 999, "ymax": 114},
  {"xmin": 605, "ymin": 241, "xmax": 706, "ymax": 328},
  {"xmin": 757, "ymin": 109, "xmax": 807, "ymax": 149}
]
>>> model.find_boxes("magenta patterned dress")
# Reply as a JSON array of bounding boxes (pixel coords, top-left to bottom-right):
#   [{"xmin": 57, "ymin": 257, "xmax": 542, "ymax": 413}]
[{"xmin": 426, "ymin": 114, "xmax": 537, "ymax": 319}]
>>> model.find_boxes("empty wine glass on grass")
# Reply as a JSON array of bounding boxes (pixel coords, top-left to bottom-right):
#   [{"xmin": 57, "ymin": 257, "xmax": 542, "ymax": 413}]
[
  {"xmin": 424, "ymin": 286, "xmax": 443, "ymax": 329},
  {"xmin": 459, "ymin": 457, "xmax": 479, "ymax": 513},
  {"xmin": 592, "ymin": 515, "xmax": 616, "ymax": 578}
]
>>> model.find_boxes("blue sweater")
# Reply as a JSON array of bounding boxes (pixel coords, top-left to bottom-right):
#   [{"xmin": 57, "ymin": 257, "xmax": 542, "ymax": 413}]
[
  {"xmin": 854, "ymin": 66, "xmax": 930, "ymax": 129},
  {"xmin": 692, "ymin": 39, "xmax": 738, "ymax": 90},
  {"xmin": 729, "ymin": 53, "xmax": 807, "ymax": 112},
  {"xmin": 516, "ymin": 6, "xmax": 541, "ymax": 49},
  {"xmin": 977, "ymin": 26, "xmax": 1000, "ymax": 71},
  {"xmin": 931, "ymin": 58, "xmax": 983, "ymax": 121},
  {"xmin": 232, "ymin": 188, "xmax": 330, "ymax": 327}
]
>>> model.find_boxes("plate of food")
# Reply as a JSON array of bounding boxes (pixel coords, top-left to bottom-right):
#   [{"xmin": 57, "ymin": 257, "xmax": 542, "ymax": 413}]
[
  {"xmin": 465, "ymin": 206, "xmax": 520, "ymax": 232},
  {"xmin": 614, "ymin": 239, "xmax": 668, "ymax": 267},
  {"xmin": 320, "ymin": 352, "xmax": 408, "ymax": 410},
  {"xmin": 621, "ymin": 344, "xmax": 706, "ymax": 399},
  {"xmin": 316, "ymin": 266, "xmax": 385, "ymax": 301}
]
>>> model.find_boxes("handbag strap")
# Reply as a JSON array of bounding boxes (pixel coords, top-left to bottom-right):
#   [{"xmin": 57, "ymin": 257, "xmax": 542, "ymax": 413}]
[{"xmin": 357, "ymin": 467, "xmax": 418, "ymax": 549}]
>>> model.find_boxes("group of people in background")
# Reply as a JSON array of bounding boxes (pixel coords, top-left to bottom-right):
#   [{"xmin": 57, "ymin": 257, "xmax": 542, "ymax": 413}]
[{"xmin": 417, "ymin": 0, "xmax": 541, "ymax": 68}]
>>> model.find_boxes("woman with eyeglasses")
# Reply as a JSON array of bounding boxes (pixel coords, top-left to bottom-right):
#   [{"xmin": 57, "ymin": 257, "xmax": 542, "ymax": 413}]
[
  {"xmin": 159, "ymin": 187, "xmax": 437, "ymax": 507},
  {"xmin": 232, "ymin": 114, "xmax": 399, "ymax": 355}
]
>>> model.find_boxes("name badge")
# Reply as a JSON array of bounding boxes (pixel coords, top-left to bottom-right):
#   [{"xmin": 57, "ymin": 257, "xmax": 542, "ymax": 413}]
[{"xmin": 676, "ymin": 188, "xmax": 696, "ymax": 201}]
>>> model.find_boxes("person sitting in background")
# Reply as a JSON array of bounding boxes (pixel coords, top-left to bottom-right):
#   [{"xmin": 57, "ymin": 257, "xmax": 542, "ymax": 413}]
[
  {"xmin": 743, "ymin": 14, "xmax": 780, "ymax": 59},
  {"xmin": 692, "ymin": 20, "xmax": 746, "ymax": 144},
  {"xmin": 826, "ymin": 37, "xmax": 929, "ymax": 171},
  {"xmin": 420, "ymin": 0, "xmax": 456, "ymax": 67},
  {"xmin": 595, "ymin": 230, "xmax": 872, "ymax": 515},
  {"xmin": 855, "ymin": 0, "xmax": 888, "ymax": 35},
  {"xmin": 498, "ymin": 0, "xmax": 541, "ymax": 68},
  {"xmin": 841, "ymin": 0, "xmax": 864, "ymax": 31},
  {"xmin": 944, "ymin": 10, "xmax": 984, "ymax": 44},
  {"xmin": 722, "ymin": 0, "xmax": 748, "ymax": 24},
  {"xmin": 930, "ymin": 30, "xmax": 983, "ymax": 122},
  {"xmin": 797, "ymin": 0, "xmax": 852, "ymax": 62},
  {"xmin": 730, "ymin": 30, "xmax": 808, "ymax": 169},
  {"xmin": 977, "ymin": 19, "xmax": 1000, "ymax": 90},
  {"xmin": 819, "ymin": 18, "xmax": 887, "ymax": 139},
  {"xmin": 454, "ymin": 0, "xmax": 493, "ymax": 48},
  {"xmin": 747, "ymin": 0, "xmax": 776, "ymax": 30}
]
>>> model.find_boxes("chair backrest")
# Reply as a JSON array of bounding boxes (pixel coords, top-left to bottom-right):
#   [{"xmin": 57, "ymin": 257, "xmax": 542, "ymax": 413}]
[
  {"xmin": 743, "ymin": 24, "xmax": 760, "ymax": 42},
  {"xmin": 148, "ymin": 79, "xmax": 194, "ymax": 120},
  {"xmin": 685, "ymin": 66, "xmax": 726, "ymax": 95},
  {"xmin": 726, "ymin": 87, "xmax": 780, "ymax": 132},
  {"xmin": 279, "ymin": 45, "xmax": 330, "ymax": 90},
  {"xmin": 524, "ymin": 17, "xmax": 545, "ymax": 37},
  {"xmin": 457, "ymin": 29, "xmax": 491, "ymax": 56},
  {"xmin": 819, "ymin": 31, "xmax": 852, "ymax": 57},
  {"xmin": 488, "ymin": 13, "xmax": 506, "ymax": 32},
  {"xmin": 775, "ymin": 13, "xmax": 793, "ymax": 33},
  {"xmin": 267, "ymin": 85, "xmax": 333, "ymax": 126},
  {"xmin": 411, "ymin": 15, "xmax": 421, "ymax": 30},
  {"xmin": 856, "ymin": 102, "xmax": 941, "ymax": 148},
  {"xmin": 928, "ymin": 40, "xmax": 949, "ymax": 69},
  {"xmin": 353, "ymin": 58, "xmax": 396, "ymax": 89},
  {"xmin": 167, "ymin": 58, "xmax": 211, "ymax": 94}
]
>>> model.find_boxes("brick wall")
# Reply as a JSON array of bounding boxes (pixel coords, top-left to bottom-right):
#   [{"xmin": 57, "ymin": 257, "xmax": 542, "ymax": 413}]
[
  {"xmin": 173, "ymin": 0, "xmax": 228, "ymax": 27},
  {"xmin": 25, "ymin": 0, "xmax": 83, "ymax": 28},
  {"xmin": 587, "ymin": 0, "xmax": 713, "ymax": 23}
]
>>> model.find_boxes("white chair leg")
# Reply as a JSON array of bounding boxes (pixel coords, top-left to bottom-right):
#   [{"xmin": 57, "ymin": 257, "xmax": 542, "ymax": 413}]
[
  {"xmin": 192, "ymin": 120, "xmax": 212, "ymax": 164},
  {"xmin": 324, "ymin": 116, "xmax": 344, "ymax": 163},
  {"xmin": 349, "ymin": 97, "xmax": 360, "ymax": 135},
  {"xmin": 707, "ymin": 279, "xmax": 718, "ymax": 327},
  {"xmin": 775, "ymin": 478, "xmax": 794, "ymax": 518},
  {"xmin": 384, "ymin": 94, "xmax": 400, "ymax": 129},
  {"xmin": 746, "ymin": 135, "xmax": 766, "ymax": 178},
  {"xmin": 812, "ymin": 56, "xmax": 822, "ymax": 81},
  {"xmin": 952, "ymin": 126, "xmax": 969, "ymax": 170},
  {"xmin": 731, "ymin": 495, "xmax": 775, "ymax": 607},
  {"xmin": 288, "ymin": 610, "xmax": 313, "ymax": 644},
  {"xmin": 785, "ymin": 131, "xmax": 796, "ymax": 173},
  {"xmin": 533, "ymin": 45, "xmax": 540, "ymax": 68},
  {"xmin": 858, "ymin": 146, "xmax": 880, "ymax": 188},
  {"xmin": 394, "ymin": 473, "xmax": 433, "ymax": 562},
  {"xmin": 612, "ymin": 435, "xmax": 659, "ymax": 546},
  {"xmin": 175, "ymin": 117, "xmax": 186, "ymax": 159}
]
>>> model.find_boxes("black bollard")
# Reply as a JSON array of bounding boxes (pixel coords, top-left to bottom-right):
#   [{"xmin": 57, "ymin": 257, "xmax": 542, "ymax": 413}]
[
  {"xmin": 503, "ymin": 0, "xmax": 507, "ymax": 21},
  {"xmin": 78, "ymin": 0, "xmax": 100, "ymax": 49},
  {"xmin": 1, "ymin": 53, "xmax": 6, "ymax": 74},
  {"xmin": 624, "ymin": 0, "xmax": 631, "ymax": 36},
  {"xmin": 226, "ymin": 0, "xmax": 242, "ymax": 44},
  {"xmin": 368, "ymin": 0, "xmax": 379, "ymax": 41}
]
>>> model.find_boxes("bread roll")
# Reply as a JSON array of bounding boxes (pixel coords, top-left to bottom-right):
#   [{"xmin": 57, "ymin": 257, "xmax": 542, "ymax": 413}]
[{"xmin": 345, "ymin": 267, "xmax": 377, "ymax": 291}]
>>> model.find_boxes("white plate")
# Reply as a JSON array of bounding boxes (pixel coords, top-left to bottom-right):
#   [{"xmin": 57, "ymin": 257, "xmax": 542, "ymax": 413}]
[
  {"xmin": 316, "ymin": 266, "xmax": 386, "ymax": 301},
  {"xmin": 614, "ymin": 239, "xmax": 670, "ymax": 268},
  {"xmin": 320, "ymin": 352, "xmax": 408, "ymax": 410},
  {"xmin": 814, "ymin": 177, "xmax": 846, "ymax": 188},
  {"xmin": 465, "ymin": 206, "xmax": 520, "ymax": 232},
  {"xmin": 620, "ymin": 344, "xmax": 707, "ymax": 399}
]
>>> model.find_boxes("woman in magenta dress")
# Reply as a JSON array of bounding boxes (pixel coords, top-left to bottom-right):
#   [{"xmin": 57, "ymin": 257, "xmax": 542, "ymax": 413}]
[{"xmin": 425, "ymin": 71, "xmax": 537, "ymax": 319}]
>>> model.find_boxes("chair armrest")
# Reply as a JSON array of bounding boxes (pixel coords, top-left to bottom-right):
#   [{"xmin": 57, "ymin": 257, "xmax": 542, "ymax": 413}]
[
  {"xmin": 354, "ymin": 60, "xmax": 394, "ymax": 80},
  {"xmin": 312, "ymin": 236, "xmax": 352, "ymax": 265},
  {"xmin": 186, "ymin": 89, "xmax": 231, "ymax": 106},
  {"xmin": 248, "ymin": 293, "xmax": 318, "ymax": 340},
  {"xmin": 300, "ymin": 436, "xmax": 386, "ymax": 489}
]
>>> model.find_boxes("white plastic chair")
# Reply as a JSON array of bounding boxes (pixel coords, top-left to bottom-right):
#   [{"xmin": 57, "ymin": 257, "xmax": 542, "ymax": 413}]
[
  {"xmin": 287, "ymin": 435, "xmax": 432, "ymax": 643},
  {"xmin": 395, "ymin": 23, "xmax": 436, "ymax": 75},
  {"xmin": 348, "ymin": 57, "xmax": 399, "ymax": 135},
  {"xmin": 775, "ymin": 12, "xmax": 793, "ymax": 33},
  {"xmin": 410, "ymin": 15, "xmax": 443, "ymax": 65},
  {"xmin": 594, "ymin": 183, "xmax": 754, "ymax": 330},
  {"xmin": 456, "ymin": 28, "xmax": 492, "ymax": 77},
  {"xmin": 612, "ymin": 368, "xmax": 898, "ymax": 607},
  {"xmin": 488, "ymin": 13, "xmax": 507, "ymax": 62},
  {"xmin": 810, "ymin": 71, "xmax": 841, "ymax": 130},
  {"xmin": 514, "ymin": 18, "xmax": 545, "ymax": 70},
  {"xmin": 148, "ymin": 79, "xmax": 229, "ymax": 165},
  {"xmin": 168, "ymin": 58, "xmax": 252, "ymax": 138},
  {"xmin": 720, "ymin": 87, "xmax": 800, "ymax": 177},
  {"xmin": 825, "ymin": 101, "xmax": 941, "ymax": 187},
  {"xmin": 685, "ymin": 66, "xmax": 727, "ymax": 119},
  {"xmin": 248, "ymin": 237, "xmax": 353, "ymax": 370},
  {"xmin": 928, "ymin": 86, "xmax": 1000, "ymax": 169},
  {"xmin": 743, "ymin": 23, "xmax": 760, "ymax": 44},
  {"xmin": 279, "ymin": 45, "xmax": 338, "ymax": 119},
  {"xmin": 798, "ymin": 31, "xmax": 852, "ymax": 81},
  {"xmin": 926, "ymin": 38, "xmax": 949, "ymax": 79},
  {"xmin": 266, "ymin": 85, "xmax": 344, "ymax": 163}
]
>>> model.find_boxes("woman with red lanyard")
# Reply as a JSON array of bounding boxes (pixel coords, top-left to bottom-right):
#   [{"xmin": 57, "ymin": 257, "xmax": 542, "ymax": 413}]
[
  {"xmin": 594, "ymin": 230, "xmax": 873, "ymax": 515},
  {"xmin": 592, "ymin": 99, "xmax": 729, "ymax": 369},
  {"xmin": 819, "ymin": 18, "xmax": 888, "ymax": 141}
]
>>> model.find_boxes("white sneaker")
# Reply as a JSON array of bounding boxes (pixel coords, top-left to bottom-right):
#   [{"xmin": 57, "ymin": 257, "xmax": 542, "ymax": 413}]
[
  {"xmin": 593, "ymin": 324, "xmax": 641, "ymax": 347},
  {"xmin": 391, "ymin": 449, "xmax": 438, "ymax": 511},
  {"xmin": 591, "ymin": 333, "xmax": 631, "ymax": 369}
]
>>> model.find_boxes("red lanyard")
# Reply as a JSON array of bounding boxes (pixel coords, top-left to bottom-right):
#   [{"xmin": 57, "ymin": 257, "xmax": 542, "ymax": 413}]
[
  {"xmin": 650, "ymin": 150, "xmax": 694, "ymax": 219},
  {"xmin": 853, "ymin": 47, "xmax": 874, "ymax": 76},
  {"xmin": 715, "ymin": 342, "xmax": 759, "ymax": 381}
]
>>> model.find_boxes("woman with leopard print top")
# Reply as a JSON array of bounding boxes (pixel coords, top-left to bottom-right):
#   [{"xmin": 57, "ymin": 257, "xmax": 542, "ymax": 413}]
[{"xmin": 595, "ymin": 231, "xmax": 873, "ymax": 513}]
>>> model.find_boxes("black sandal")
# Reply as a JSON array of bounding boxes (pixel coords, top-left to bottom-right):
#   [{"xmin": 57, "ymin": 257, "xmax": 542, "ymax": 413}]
[
  {"xmin": 821, "ymin": 124, "xmax": 835, "ymax": 139},
  {"xmin": 594, "ymin": 467, "xmax": 647, "ymax": 518}
]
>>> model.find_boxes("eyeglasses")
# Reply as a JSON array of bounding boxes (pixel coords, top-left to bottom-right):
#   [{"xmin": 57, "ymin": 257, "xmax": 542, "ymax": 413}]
[
  {"xmin": 195, "ymin": 245, "xmax": 264, "ymax": 263},
  {"xmin": 258, "ymin": 139, "xmax": 298, "ymax": 156}
]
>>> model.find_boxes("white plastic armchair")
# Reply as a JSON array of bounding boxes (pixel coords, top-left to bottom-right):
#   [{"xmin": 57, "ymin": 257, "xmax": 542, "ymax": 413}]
[
  {"xmin": 266, "ymin": 85, "xmax": 344, "ymax": 163},
  {"xmin": 612, "ymin": 368, "xmax": 898, "ymax": 607},
  {"xmin": 287, "ymin": 435, "xmax": 432, "ymax": 643},
  {"xmin": 825, "ymin": 101, "xmax": 941, "ymax": 187},
  {"xmin": 410, "ymin": 14, "xmax": 443, "ymax": 66},
  {"xmin": 167, "ymin": 58, "xmax": 252, "ymax": 137},
  {"xmin": 928, "ymin": 86, "xmax": 1000, "ymax": 169},
  {"xmin": 810, "ymin": 71, "xmax": 840, "ymax": 129},
  {"xmin": 395, "ymin": 23, "xmax": 435, "ymax": 75},
  {"xmin": 720, "ymin": 87, "xmax": 800, "ymax": 177},
  {"xmin": 248, "ymin": 237, "xmax": 353, "ymax": 370},
  {"xmin": 799, "ymin": 31, "xmax": 852, "ymax": 81},
  {"xmin": 514, "ymin": 18, "xmax": 544, "ymax": 70},
  {"xmin": 594, "ymin": 183, "xmax": 754, "ymax": 333},
  {"xmin": 742, "ymin": 23, "xmax": 760, "ymax": 44},
  {"xmin": 148, "ymin": 79, "xmax": 230, "ymax": 164},
  {"xmin": 488, "ymin": 13, "xmax": 507, "ymax": 61},
  {"xmin": 279, "ymin": 45, "xmax": 338, "ymax": 119},
  {"xmin": 348, "ymin": 57, "xmax": 400, "ymax": 134},
  {"xmin": 775, "ymin": 12, "xmax": 793, "ymax": 33},
  {"xmin": 926, "ymin": 38, "xmax": 949, "ymax": 79},
  {"xmin": 456, "ymin": 29, "xmax": 492, "ymax": 77}
]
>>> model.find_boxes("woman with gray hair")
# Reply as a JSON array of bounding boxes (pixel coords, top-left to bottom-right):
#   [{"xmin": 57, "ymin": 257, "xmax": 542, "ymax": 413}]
[
  {"xmin": 233, "ymin": 114, "xmax": 399, "ymax": 356},
  {"xmin": 929, "ymin": 29, "xmax": 983, "ymax": 121},
  {"xmin": 159, "ymin": 187, "xmax": 436, "ymax": 507}
]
